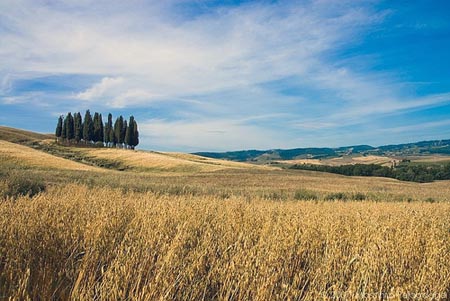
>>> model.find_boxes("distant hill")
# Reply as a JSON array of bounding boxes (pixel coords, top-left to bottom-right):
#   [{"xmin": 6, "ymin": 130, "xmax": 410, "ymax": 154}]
[
  {"xmin": 0, "ymin": 126, "xmax": 53, "ymax": 145},
  {"xmin": 194, "ymin": 140, "xmax": 450, "ymax": 162}
]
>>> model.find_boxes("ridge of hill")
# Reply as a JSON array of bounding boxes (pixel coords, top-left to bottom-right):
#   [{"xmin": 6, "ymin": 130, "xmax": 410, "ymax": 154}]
[
  {"xmin": 194, "ymin": 140, "xmax": 450, "ymax": 162},
  {"xmin": 0, "ymin": 126, "xmax": 53, "ymax": 144},
  {"xmin": 0, "ymin": 126, "xmax": 270, "ymax": 173}
]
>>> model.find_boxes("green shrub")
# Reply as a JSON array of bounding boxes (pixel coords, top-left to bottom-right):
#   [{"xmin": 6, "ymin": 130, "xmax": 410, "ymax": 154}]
[
  {"xmin": 424, "ymin": 197, "xmax": 436, "ymax": 203},
  {"xmin": 352, "ymin": 192, "xmax": 367, "ymax": 201},
  {"xmin": 324, "ymin": 192, "xmax": 348, "ymax": 201},
  {"xmin": 294, "ymin": 189, "xmax": 318, "ymax": 200}
]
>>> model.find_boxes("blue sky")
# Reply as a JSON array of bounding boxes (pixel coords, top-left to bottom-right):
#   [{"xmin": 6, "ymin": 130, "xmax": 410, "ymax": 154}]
[{"xmin": 1, "ymin": 0, "xmax": 449, "ymax": 152}]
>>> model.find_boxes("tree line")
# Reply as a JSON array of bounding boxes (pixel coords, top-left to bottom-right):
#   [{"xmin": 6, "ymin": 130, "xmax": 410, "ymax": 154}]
[
  {"xmin": 289, "ymin": 162, "xmax": 450, "ymax": 183},
  {"xmin": 55, "ymin": 110, "xmax": 139, "ymax": 149}
]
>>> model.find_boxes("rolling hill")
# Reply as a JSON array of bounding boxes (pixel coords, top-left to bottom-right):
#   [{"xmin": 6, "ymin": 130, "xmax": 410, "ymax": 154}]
[
  {"xmin": 0, "ymin": 140, "xmax": 103, "ymax": 172},
  {"xmin": 0, "ymin": 126, "xmax": 270, "ymax": 173},
  {"xmin": 1, "ymin": 125, "xmax": 450, "ymax": 199},
  {"xmin": 194, "ymin": 140, "xmax": 450, "ymax": 162},
  {"xmin": 0, "ymin": 126, "xmax": 53, "ymax": 144}
]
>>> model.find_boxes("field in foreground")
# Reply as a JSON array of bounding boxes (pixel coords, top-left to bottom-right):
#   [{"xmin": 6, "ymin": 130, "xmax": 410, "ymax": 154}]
[
  {"xmin": 1, "ymin": 185, "xmax": 449, "ymax": 300},
  {"xmin": 1, "ymin": 128, "xmax": 450, "ymax": 300}
]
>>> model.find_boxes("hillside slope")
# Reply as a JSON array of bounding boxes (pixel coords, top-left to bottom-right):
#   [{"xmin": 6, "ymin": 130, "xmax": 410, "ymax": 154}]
[
  {"xmin": 76, "ymin": 148, "xmax": 271, "ymax": 173},
  {"xmin": 0, "ymin": 126, "xmax": 53, "ymax": 144},
  {"xmin": 0, "ymin": 140, "xmax": 102, "ymax": 171},
  {"xmin": 1, "ymin": 126, "xmax": 450, "ymax": 202},
  {"xmin": 0, "ymin": 126, "xmax": 271, "ymax": 173}
]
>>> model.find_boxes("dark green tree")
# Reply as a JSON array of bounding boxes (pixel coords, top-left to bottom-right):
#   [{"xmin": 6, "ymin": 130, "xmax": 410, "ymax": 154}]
[
  {"xmin": 125, "ymin": 116, "xmax": 133, "ymax": 148},
  {"xmin": 92, "ymin": 112, "xmax": 104, "ymax": 144},
  {"xmin": 55, "ymin": 115, "xmax": 63, "ymax": 142},
  {"xmin": 99, "ymin": 113, "xmax": 104, "ymax": 143},
  {"xmin": 93, "ymin": 112, "xmax": 100, "ymax": 142},
  {"xmin": 74, "ymin": 112, "xmax": 83, "ymax": 143},
  {"xmin": 65, "ymin": 112, "xmax": 75, "ymax": 142},
  {"xmin": 114, "ymin": 116, "xmax": 124, "ymax": 147},
  {"xmin": 104, "ymin": 113, "xmax": 113, "ymax": 147},
  {"xmin": 110, "ymin": 117, "xmax": 117, "ymax": 147},
  {"xmin": 121, "ymin": 120, "xmax": 127, "ymax": 148},
  {"xmin": 131, "ymin": 119, "xmax": 139, "ymax": 149},
  {"xmin": 61, "ymin": 115, "xmax": 67, "ymax": 141},
  {"xmin": 83, "ymin": 110, "xmax": 94, "ymax": 144}
]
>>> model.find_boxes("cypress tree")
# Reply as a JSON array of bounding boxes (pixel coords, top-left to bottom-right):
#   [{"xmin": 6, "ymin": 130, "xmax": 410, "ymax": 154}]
[
  {"xmin": 115, "ymin": 116, "xmax": 124, "ymax": 147},
  {"xmin": 99, "ymin": 113, "xmax": 104, "ymax": 144},
  {"xmin": 121, "ymin": 120, "xmax": 127, "ymax": 149},
  {"xmin": 55, "ymin": 115, "xmax": 63, "ymax": 142},
  {"xmin": 61, "ymin": 115, "xmax": 68, "ymax": 141},
  {"xmin": 93, "ymin": 112, "xmax": 100, "ymax": 142},
  {"xmin": 125, "ymin": 116, "xmax": 133, "ymax": 148},
  {"xmin": 66, "ymin": 112, "xmax": 75, "ymax": 142},
  {"xmin": 110, "ymin": 117, "xmax": 117, "ymax": 147},
  {"xmin": 74, "ymin": 112, "xmax": 83, "ymax": 143},
  {"xmin": 105, "ymin": 113, "xmax": 113, "ymax": 147},
  {"xmin": 132, "ymin": 119, "xmax": 139, "ymax": 149},
  {"xmin": 83, "ymin": 110, "xmax": 94, "ymax": 144}
]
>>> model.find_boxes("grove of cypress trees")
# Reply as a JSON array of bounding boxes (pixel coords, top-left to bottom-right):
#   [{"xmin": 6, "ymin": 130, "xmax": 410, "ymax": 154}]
[{"xmin": 55, "ymin": 111, "xmax": 139, "ymax": 149}]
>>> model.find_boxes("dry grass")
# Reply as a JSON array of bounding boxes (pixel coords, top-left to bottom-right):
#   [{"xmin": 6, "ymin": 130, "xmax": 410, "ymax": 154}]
[
  {"xmin": 0, "ymin": 126, "xmax": 53, "ymax": 144},
  {"xmin": 283, "ymin": 155, "xmax": 394, "ymax": 167},
  {"xmin": 1, "ymin": 185, "xmax": 449, "ymax": 300},
  {"xmin": 2, "ymin": 138, "xmax": 450, "ymax": 202},
  {"xmin": 0, "ymin": 140, "xmax": 103, "ymax": 172},
  {"xmin": 79, "ymin": 148, "xmax": 272, "ymax": 172},
  {"xmin": 1, "ymin": 136, "xmax": 450, "ymax": 300},
  {"xmin": 410, "ymin": 155, "xmax": 450, "ymax": 163}
]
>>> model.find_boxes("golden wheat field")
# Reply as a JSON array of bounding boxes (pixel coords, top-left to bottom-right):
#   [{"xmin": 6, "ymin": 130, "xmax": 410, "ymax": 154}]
[
  {"xmin": 0, "ymin": 140, "xmax": 103, "ymax": 172},
  {"xmin": 1, "ymin": 185, "xmax": 449, "ymax": 300},
  {"xmin": 1, "ymin": 134, "xmax": 450, "ymax": 300}
]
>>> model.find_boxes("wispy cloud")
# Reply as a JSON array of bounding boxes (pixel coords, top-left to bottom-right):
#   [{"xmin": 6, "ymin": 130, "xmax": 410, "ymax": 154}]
[
  {"xmin": 0, "ymin": 0, "xmax": 384, "ymax": 97},
  {"xmin": 76, "ymin": 77, "xmax": 124, "ymax": 101},
  {"xmin": 1, "ymin": 0, "xmax": 449, "ymax": 150}
]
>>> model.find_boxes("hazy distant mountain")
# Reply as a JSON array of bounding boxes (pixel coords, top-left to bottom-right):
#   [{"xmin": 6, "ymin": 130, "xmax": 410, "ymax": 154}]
[{"xmin": 194, "ymin": 140, "xmax": 450, "ymax": 162}]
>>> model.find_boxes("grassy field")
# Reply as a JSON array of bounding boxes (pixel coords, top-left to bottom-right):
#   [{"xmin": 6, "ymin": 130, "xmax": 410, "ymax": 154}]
[
  {"xmin": 0, "ymin": 126, "xmax": 53, "ymax": 145},
  {"xmin": 280, "ymin": 155, "xmax": 395, "ymax": 167},
  {"xmin": 1, "ymin": 129, "xmax": 450, "ymax": 300}
]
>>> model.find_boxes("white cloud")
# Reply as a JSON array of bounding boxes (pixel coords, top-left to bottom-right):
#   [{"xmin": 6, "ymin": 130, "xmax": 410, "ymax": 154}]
[
  {"xmin": 110, "ymin": 89, "xmax": 161, "ymax": 108},
  {"xmin": 76, "ymin": 77, "xmax": 124, "ymax": 100},
  {"xmin": 0, "ymin": 0, "xmax": 384, "ymax": 99},
  {"xmin": 2, "ymin": 96, "xmax": 26, "ymax": 105}
]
